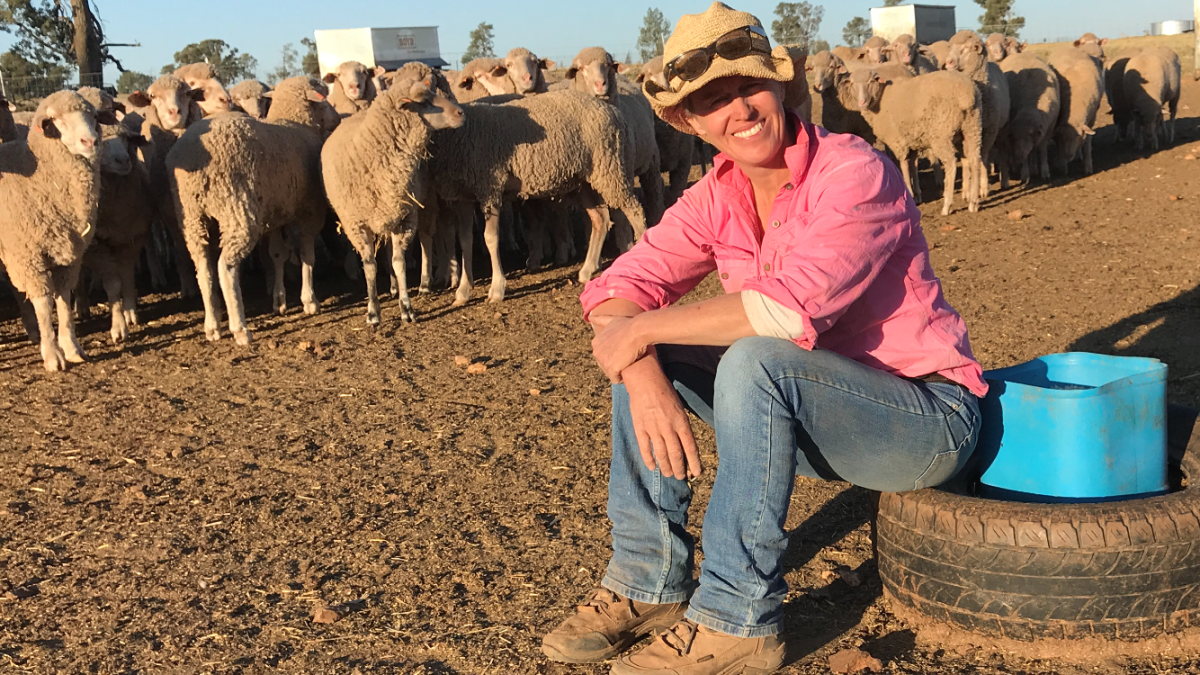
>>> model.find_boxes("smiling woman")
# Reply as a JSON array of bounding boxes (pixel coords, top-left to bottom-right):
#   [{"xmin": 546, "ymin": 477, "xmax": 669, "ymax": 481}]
[{"xmin": 536, "ymin": 2, "xmax": 992, "ymax": 674}]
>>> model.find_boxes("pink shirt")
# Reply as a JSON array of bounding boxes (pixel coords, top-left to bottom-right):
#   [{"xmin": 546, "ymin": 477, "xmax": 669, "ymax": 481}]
[{"xmin": 579, "ymin": 119, "xmax": 988, "ymax": 398}]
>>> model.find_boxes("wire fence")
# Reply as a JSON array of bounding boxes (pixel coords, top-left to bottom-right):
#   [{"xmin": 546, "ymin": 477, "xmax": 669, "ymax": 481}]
[{"xmin": 0, "ymin": 71, "xmax": 105, "ymax": 103}]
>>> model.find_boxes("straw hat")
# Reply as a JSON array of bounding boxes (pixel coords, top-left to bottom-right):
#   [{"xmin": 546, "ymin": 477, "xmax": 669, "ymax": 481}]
[{"xmin": 643, "ymin": 2, "xmax": 804, "ymax": 135}]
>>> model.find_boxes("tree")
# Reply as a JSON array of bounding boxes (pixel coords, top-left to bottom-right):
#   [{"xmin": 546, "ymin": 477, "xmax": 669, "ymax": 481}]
[
  {"xmin": 115, "ymin": 69, "xmax": 152, "ymax": 93},
  {"xmin": 0, "ymin": 49, "xmax": 71, "ymax": 95},
  {"xmin": 636, "ymin": 7, "xmax": 671, "ymax": 63},
  {"xmin": 975, "ymin": 0, "xmax": 1025, "ymax": 38},
  {"xmin": 267, "ymin": 43, "xmax": 302, "ymax": 85},
  {"xmin": 884, "ymin": 0, "xmax": 903, "ymax": 5},
  {"xmin": 771, "ymin": 2, "xmax": 825, "ymax": 51},
  {"xmin": 842, "ymin": 17, "xmax": 872, "ymax": 48},
  {"xmin": 462, "ymin": 22, "xmax": 495, "ymax": 63},
  {"xmin": 300, "ymin": 37, "xmax": 319, "ymax": 76},
  {"xmin": 0, "ymin": 0, "xmax": 130, "ymax": 86},
  {"xmin": 811, "ymin": 39, "xmax": 831, "ymax": 53},
  {"xmin": 162, "ymin": 39, "xmax": 258, "ymax": 83}
]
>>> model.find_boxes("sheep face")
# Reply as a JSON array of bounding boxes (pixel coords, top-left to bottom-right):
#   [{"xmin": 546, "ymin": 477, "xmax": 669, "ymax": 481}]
[
  {"xmin": 636, "ymin": 56, "xmax": 669, "ymax": 90},
  {"xmin": 189, "ymin": 80, "xmax": 231, "ymax": 116},
  {"xmin": 943, "ymin": 37, "xmax": 985, "ymax": 75},
  {"xmin": 887, "ymin": 36, "xmax": 917, "ymax": 66},
  {"xmin": 132, "ymin": 77, "xmax": 203, "ymax": 131},
  {"xmin": 40, "ymin": 106, "xmax": 103, "ymax": 159},
  {"xmin": 395, "ymin": 81, "xmax": 465, "ymax": 131},
  {"xmin": 847, "ymin": 70, "xmax": 885, "ymax": 112},
  {"xmin": 99, "ymin": 129, "xmax": 145, "ymax": 176},
  {"xmin": 805, "ymin": 52, "xmax": 846, "ymax": 94},
  {"xmin": 567, "ymin": 49, "xmax": 623, "ymax": 98},
  {"xmin": 232, "ymin": 91, "xmax": 270, "ymax": 120},
  {"xmin": 458, "ymin": 60, "xmax": 510, "ymax": 95},
  {"xmin": 324, "ymin": 61, "xmax": 375, "ymax": 101},
  {"xmin": 504, "ymin": 48, "xmax": 554, "ymax": 94},
  {"xmin": 862, "ymin": 36, "xmax": 889, "ymax": 65},
  {"xmin": 985, "ymin": 34, "xmax": 1008, "ymax": 63}
]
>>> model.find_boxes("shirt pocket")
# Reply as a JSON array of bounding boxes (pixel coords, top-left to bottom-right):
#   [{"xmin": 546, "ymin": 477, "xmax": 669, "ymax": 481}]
[
  {"xmin": 704, "ymin": 243, "xmax": 759, "ymax": 292},
  {"xmin": 771, "ymin": 212, "xmax": 812, "ymax": 270}
]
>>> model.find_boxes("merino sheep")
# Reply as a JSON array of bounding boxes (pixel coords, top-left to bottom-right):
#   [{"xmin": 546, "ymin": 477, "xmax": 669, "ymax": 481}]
[
  {"xmin": 998, "ymin": 52, "xmax": 1061, "ymax": 184},
  {"xmin": 635, "ymin": 55, "xmax": 696, "ymax": 206},
  {"xmin": 0, "ymin": 91, "xmax": 114, "ymax": 370},
  {"xmin": 449, "ymin": 58, "xmax": 512, "ymax": 102},
  {"xmin": 922, "ymin": 40, "xmax": 952, "ymax": 69},
  {"xmin": 831, "ymin": 45, "xmax": 865, "ymax": 68},
  {"xmin": 1047, "ymin": 47, "xmax": 1104, "ymax": 174},
  {"xmin": 166, "ymin": 77, "xmax": 341, "ymax": 345},
  {"xmin": 1123, "ymin": 48, "xmax": 1181, "ymax": 150},
  {"xmin": 885, "ymin": 34, "xmax": 939, "ymax": 74},
  {"xmin": 324, "ymin": 61, "xmax": 386, "ymax": 116},
  {"xmin": 1105, "ymin": 52, "xmax": 1138, "ymax": 142},
  {"xmin": 1073, "ymin": 33, "xmax": 1108, "ymax": 62},
  {"xmin": 944, "ymin": 31, "xmax": 1011, "ymax": 197},
  {"xmin": 807, "ymin": 50, "xmax": 907, "ymax": 145},
  {"xmin": 427, "ymin": 89, "xmax": 648, "ymax": 303},
  {"xmin": 321, "ymin": 79, "xmax": 464, "ymax": 325},
  {"xmin": 77, "ymin": 87, "xmax": 153, "ymax": 344},
  {"xmin": 985, "ymin": 34, "xmax": 1009, "ymax": 63},
  {"xmin": 127, "ymin": 74, "xmax": 207, "ymax": 297},
  {"xmin": 861, "ymin": 36, "xmax": 890, "ymax": 65},
  {"xmin": 565, "ymin": 47, "xmax": 664, "ymax": 228},
  {"xmin": 175, "ymin": 62, "xmax": 232, "ymax": 116},
  {"xmin": 230, "ymin": 80, "xmax": 272, "ymax": 119},
  {"xmin": 0, "ymin": 95, "xmax": 16, "ymax": 142},
  {"xmin": 848, "ymin": 69, "xmax": 983, "ymax": 215},
  {"xmin": 503, "ymin": 48, "xmax": 555, "ymax": 94}
]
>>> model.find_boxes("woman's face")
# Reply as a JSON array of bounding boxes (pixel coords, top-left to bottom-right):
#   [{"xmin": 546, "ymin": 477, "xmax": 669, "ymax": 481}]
[{"xmin": 684, "ymin": 76, "xmax": 787, "ymax": 169}]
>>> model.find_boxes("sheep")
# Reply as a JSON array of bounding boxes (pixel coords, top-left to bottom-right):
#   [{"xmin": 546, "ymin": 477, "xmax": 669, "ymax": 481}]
[
  {"xmin": 127, "ymin": 74, "xmax": 207, "ymax": 297},
  {"xmin": 634, "ymin": 55, "xmax": 696, "ymax": 207},
  {"xmin": 885, "ymin": 34, "xmax": 939, "ymax": 74},
  {"xmin": 174, "ymin": 62, "xmax": 232, "ymax": 116},
  {"xmin": 985, "ymin": 33, "xmax": 1009, "ymax": 63},
  {"xmin": 998, "ymin": 52, "xmax": 1061, "ymax": 184},
  {"xmin": 449, "ymin": 58, "xmax": 512, "ymax": 102},
  {"xmin": 944, "ymin": 31, "xmax": 1011, "ymax": 198},
  {"xmin": 166, "ymin": 77, "xmax": 341, "ymax": 345},
  {"xmin": 503, "ymin": 47, "xmax": 556, "ymax": 94},
  {"xmin": 321, "ymin": 79, "xmax": 465, "ymax": 325},
  {"xmin": 76, "ymin": 87, "xmax": 153, "ymax": 344},
  {"xmin": 831, "ymin": 45, "xmax": 869, "ymax": 71},
  {"xmin": 324, "ymin": 61, "xmax": 386, "ymax": 116},
  {"xmin": 426, "ymin": 89, "xmax": 648, "ymax": 304},
  {"xmin": 565, "ymin": 47, "xmax": 664, "ymax": 228},
  {"xmin": 1047, "ymin": 47, "xmax": 1104, "ymax": 174},
  {"xmin": 1073, "ymin": 33, "xmax": 1108, "ymax": 62},
  {"xmin": 0, "ymin": 91, "xmax": 114, "ymax": 370},
  {"xmin": 1123, "ymin": 48, "xmax": 1181, "ymax": 151},
  {"xmin": 0, "ymin": 94, "xmax": 16, "ymax": 143},
  {"xmin": 847, "ymin": 68, "xmax": 983, "ymax": 215},
  {"xmin": 807, "ymin": 50, "xmax": 904, "ymax": 145},
  {"xmin": 921, "ymin": 40, "xmax": 952, "ymax": 70},
  {"xmin": 1105, "ymin": 51, "xmax": 1138, "ymax": 142},
  {"xmin": 230, "ymin": 80, "xmax": 272, "ymax": 119},
  {"xmin": 861, "ymin": 36, "xmax": 890, "ymax": 65}
]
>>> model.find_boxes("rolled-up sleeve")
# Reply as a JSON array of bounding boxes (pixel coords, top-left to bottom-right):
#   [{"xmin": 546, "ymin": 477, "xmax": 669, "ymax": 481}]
[
  {"xmin": 740, "ymin": 151, "xmax": 918, "ymax": 349},
  {"xmin": 579, "ymin": 186, "xmax": 718, "ymax": 321}
]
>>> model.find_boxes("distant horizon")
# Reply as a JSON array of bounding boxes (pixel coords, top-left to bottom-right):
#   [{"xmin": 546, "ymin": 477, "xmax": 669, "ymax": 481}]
[{"xmin": 0, "ymin": 0, "xmax": 1193, "ymax": 86}]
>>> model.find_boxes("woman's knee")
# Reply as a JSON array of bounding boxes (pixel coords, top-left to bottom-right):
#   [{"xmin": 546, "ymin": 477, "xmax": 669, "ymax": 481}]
[{"xmin": 714, "ymin": 337, "xmax": 802, "ymax": 390}]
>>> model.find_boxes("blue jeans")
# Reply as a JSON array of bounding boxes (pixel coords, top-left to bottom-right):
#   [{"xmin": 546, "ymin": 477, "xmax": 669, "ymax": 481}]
[{"xmin": 601, "ymin": 337, "xmax": 981, "ymax": 638}]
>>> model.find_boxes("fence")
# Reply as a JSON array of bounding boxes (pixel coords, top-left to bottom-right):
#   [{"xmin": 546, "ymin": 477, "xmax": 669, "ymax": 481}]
[{"xmin": 0, "ymin": 71, "xmax": 104, "ymax": 103}]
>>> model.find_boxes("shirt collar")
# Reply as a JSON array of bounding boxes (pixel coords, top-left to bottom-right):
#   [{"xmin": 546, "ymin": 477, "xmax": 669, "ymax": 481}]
[{"xmin": 711, "ymin": 110, "xmax": 814, "ymax": 196}]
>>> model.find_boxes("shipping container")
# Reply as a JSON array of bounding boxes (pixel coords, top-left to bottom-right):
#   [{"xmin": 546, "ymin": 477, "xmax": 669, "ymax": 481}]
[
  {"xmin": 869, "ymin": 4, "xmax": 957, "ymax": 44},
  {"xmin": 314, "ymin": 26, "xmax": 448, "ymax": 77}
]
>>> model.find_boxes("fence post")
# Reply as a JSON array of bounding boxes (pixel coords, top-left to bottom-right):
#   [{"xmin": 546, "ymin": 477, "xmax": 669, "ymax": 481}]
[
  {"xmin": 0, "ymin": 69, "xmax": 6, "ymax": 99},
  {"xmin": 1194, "ymin": 0, "xmax": 1199, "ymax": 80}
]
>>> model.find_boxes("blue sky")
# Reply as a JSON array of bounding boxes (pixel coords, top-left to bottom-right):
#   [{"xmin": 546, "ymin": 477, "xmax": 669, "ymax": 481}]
[{"xmin": 1, "ymin": 0, "xmax": 1194, "ymax": 83}]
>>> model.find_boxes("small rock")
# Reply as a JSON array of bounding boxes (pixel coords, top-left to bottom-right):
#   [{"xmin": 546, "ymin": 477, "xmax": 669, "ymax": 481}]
[
  {"xmin": 297, "ymin": 341, "xmax": 313, "ymax": 352},
  {"xmin": 454, "ymin": 355, "xmax": 470, "ymax": 367},
  {"xmin": 466, "ymin": 363, "xmax": 488, "ymax": 375},
  {"xmin": 819, "ymin": 570, "xmax": 838, "ymax": 583},
  {"xmin": 529, "ymin": 388, "xmax": 541, "ymax": 396},
  {"xmin": 312, "ymin": 606, "xmax": 343, "ymax": 624},
  {"xmin": 125, "ymin": 485, "xmax": 148, "ymax": 501},
  {"xmin": 1169, "ymin": 195, "xmax": 1180, "ymax": 201},
  {"xmin": 171, "ymin": 448, "xmax": 184, "ymax": 459},
  {"xmin": 1007, "ymin": 209, "xmax": 1023, "ymax": 221},
  {"xmin": 493, "ymin": 312, "xmax": 503, "ymax": 320},
  {"xmin": 1185, "ymin": 154, "xmax": 1196, "ymax": 161},
  {"xmin": 828, "ymin": 648, "xmax": 883, "ymax": 674},
  {"xmin": 266, "ymin": 339, "xmax": 278, "ymax": 350}
]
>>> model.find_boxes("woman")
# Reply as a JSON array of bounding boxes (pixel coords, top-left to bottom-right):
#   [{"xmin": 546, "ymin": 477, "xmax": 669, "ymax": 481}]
[{"xmin": 542, "ymin": 4, "xmax": 987, "ymax": 674}]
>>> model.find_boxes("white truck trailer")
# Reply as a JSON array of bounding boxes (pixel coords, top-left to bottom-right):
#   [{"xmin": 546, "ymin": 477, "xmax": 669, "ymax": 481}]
[
  {"xmin": 313, "ymin": 26, "xmax": 448, "ymax": 77},
  {"xmin": 869, "ymin": 4, "xmax": 957, "ymax": 44}
]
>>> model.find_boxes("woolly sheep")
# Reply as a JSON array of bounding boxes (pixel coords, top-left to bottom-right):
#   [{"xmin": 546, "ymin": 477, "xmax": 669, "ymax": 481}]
[
  {"xmin": 860, "ymin": 36, "xmax": 890, "ymax": 65},
  {"xmin": 1123, "ymin": 48, "xmax": 1181, "ymax": 151},
  {"xmin": 885, "ymin": 34, "xmax": 939, "ymax": 74},
  {"xmin": 634, "ymin": 55, "xmax": 696, "ymax": 206},
  {"xmin": 230, "ymin": 80, "xmax": 272, "ymax": 119},
  {"xmin": 985, "ymin": 34, "xmax": 1009, "ymax": 63},
  {"xmin": 831, "ymin": 45, "xmax": 870, "ymax": 72},
  {"xmin": 503, "ymin": 47, "xmax": 556, "ymax": 94},
  {"xmin": 998, "ymin": 52, "xmax": 1061, "ymax": 184},
  {"xmin": 166, "ymin": 77, "xmax": 341, "ymax": 345},
  {"xmin": 321, "ymin": 79, "xmax": 465, "ymax": 325},
  {"xmin": 848, "ymin": 69, "xmax": 983, "ymax": 215},
  {"xmin": 127, "ymin": 74, "xmax": 207, "ymax": 297},
  {"xmin": 324, "ymin": 61, "xmax": 386, "ymax": 116},
  {"xmin": 175, "ymin": 62, "xmax": 232, "ymax": 116},
  {"xmin": 1073, "ymin": 33, "xmax": 1108, "ymax": 62},
  {"xmin": 565, "ymin": 47, "xmax": 664, "ymax": 228},
  {"xmin": 426, "ymin": 89, "xmax": 648, "ymax": 303},
  {"xmin": 944, "ymin": 31, "xmax": 1011, "ymax": 198},
  {"xmin": 921, "ymin": 41, "xmax": 952, "ymax": 69},
  {"xmin": 0, "ymin": 94, "xmax": 15, "ymax": 143},
  {"xmin": 806, "ymin": 50, "xmax": 888, "ymax": 145},
  {"xmin": 449, "ymin": 58, "xmax": 512, "ymax": 102},
  {"xmin": 0, "ymin": 91, "xmax": 115, "ymax": 370},
  {"xmin": 1047, "ymin": 47, "xmax": 1104, "ymax": 174},
  {"xmin": 1105, "ymin": 51, "xmax": 1138, "ymax": 142},
  {"xmin": 77, "ymin": 87, "xmax": 153, "ymax": 344}
]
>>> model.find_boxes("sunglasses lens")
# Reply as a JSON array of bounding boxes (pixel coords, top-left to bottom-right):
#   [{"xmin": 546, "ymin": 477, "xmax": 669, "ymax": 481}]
[
  {"xmin": 714, "ymin": 31, "xmax": 753, "ymax": 60},
  {"xmin": 673, "ymin": 49, "xmax": 712, "ymax": 82}
]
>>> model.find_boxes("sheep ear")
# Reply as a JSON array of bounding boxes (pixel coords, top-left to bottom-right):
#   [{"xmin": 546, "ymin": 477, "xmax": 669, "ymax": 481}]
[
  {"xmin": 112, "ymin": 100, "xmax": 127, "ymax": 114},
  {"xmin": 615, "ymin": 62, "xmax": 629, "ymax": 74},
  {"xmin": 565, "ymin": 67, "xmax": 579, "ymax": 80},
  {"xmin": 804, "ymin": 64, "xmax": 814, "ymax": 72},
  {"xmin": 1073, "ymin": 38, "xmax": 1083, "ymax": 47},
  {"xmin": 539, "ymin": 58, "xmax": 555, "ymax": 70},
  {"xmin": 322, "ymin": 73, "xmax": 337, "ymax": 83},
  {"xmin": 1099, "ymin": 38, "xmax": 1108, "ymax": 46},
  {"xmin": 635, "ymin": 71, "xmax": 646, "ymax": 83},
  {"xmin": 855, "ymin": 52, "xmax": 866, "ymax": 60},
  {"xmin": 261, "ymin": 91, "xmax": 274, "ymax": 99},
  {"xmin": 306, "ymin": 89, "xmax": 326, "ymax": 102},
  {"xmin": 40, "ymin": 115, "xmax": 61, "ymax": 139},
  {"xmin": 188, "ymin": 88, "xmax": 206, "ymax": 102},
  {"xmin": 459, "ymin": 75, "xmax": 475, "ymax": 90},
  {"xmin": 490, "ymin": 65, "xmax": 508, "ymax": 77},
  {"xmin": 127, "ymin": 90, "xmax": 151, "ymax": 107},
  {"xmin": 96, "ymin": 110, "xmax": 120, "ymax": 125},
  {"xmin": 374, "ymin": 65, "xmax": 387, "ymax": 76}
]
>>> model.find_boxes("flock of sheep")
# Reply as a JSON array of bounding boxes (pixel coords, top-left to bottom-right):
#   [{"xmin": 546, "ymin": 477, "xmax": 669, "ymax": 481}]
[
  {"xmin": 0, "ymin": 32, "xmax": 1185, "ymax": 373},
  {"xmin": 808, "ymin": 31, "xmax": 1184, "ymax": 215}
]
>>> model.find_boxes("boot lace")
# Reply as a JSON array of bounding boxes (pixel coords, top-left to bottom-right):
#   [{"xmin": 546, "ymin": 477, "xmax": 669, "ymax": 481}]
[
  {"xmin": 658, "ymin": 618, "xmax": 699, "ymax": 656},
  {"xmin": 575, "ymin": 588, "xmax": 632, "ymax": 622}
]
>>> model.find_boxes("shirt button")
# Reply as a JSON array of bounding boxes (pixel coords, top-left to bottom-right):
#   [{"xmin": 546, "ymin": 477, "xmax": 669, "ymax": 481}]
[
  {"xmin": 720, "ymin": 272, "xmax": 729, "ymax": 280},
  {"xmin": 763, "ymin": 263, "xmax": 771, "ymax": 272},
  {"xmin": 771, "ymin": 220, "xmax": 780, "ymax": 228},
  {"xmin": 784, "ymin": 183, "xmax": 794, "ymax": 190}
]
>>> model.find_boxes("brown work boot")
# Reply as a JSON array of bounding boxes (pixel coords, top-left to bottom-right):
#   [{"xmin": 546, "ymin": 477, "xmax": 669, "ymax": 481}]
[
  {"xmin": 611, "ymin": 618, "xmax": 786, "ymax": 675},
  {"xmin": 541, "ymin": 588, "xmax": 689, "ymax": 663}
]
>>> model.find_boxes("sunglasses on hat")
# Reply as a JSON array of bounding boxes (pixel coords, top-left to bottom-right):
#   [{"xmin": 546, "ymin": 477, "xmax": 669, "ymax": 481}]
[{"xmin": 664, "ymin": 25, "xmax": 772, "ymax": 91}]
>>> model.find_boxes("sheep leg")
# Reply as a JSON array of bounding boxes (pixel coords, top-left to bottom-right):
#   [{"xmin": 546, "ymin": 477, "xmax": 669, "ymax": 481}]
[
  {"xmin": 119, "ymin": 254, "xmax": 139, "ymax": 328},
  {"xmin": 898, "ymin": 152, "xmax": 917, "ymax": 204},
  {"xmin": 216, "ymin": 251, "xmax": 250, "ymax": 346},
  {"xmin": 940, "ymin": 153, "xmax": 957, "ymax": 217},
  {"xmin": 640, "ymin": 170, "xmax": 665, "ymax": 229},
  {"xmin": 450, "ymin": 202, "xmax": 474, "ymax": 307},
  {"xmin": 266, "ymin": 230, "xmax": 288, "ymax": 316},
  {"xmin": 390, "ymin": 227, "xmax": 416, "ymax": 323},
  {"xmin": 191, "ymin": 242, "xmax": 222, "ymax": 341},
  {"xmin": 483, "ymin": 207, "xmax": 507, "ymax": 303},
  {"xmin": 1083, "ymin": 135, "xmax": 1094, "ymax": 175},
  {"xmin": 16, "ymin": 293, "xmax": 39, "ymax": 344},
  {"xmin": 299, "ymin": 233, "xmax": 318, "ymax": 316},
  {"xmin": 383, "ymin": 239, "xmax": 399, "ymax": 297},
  {"xmin": 31, "ymin": 295, "xmax": 66, "ymax": 372},
  {"xmin": 550, "ymin": 201, "xmax": 572, "ymax": 266},
  {"xmin": 358, "ymin": 239, "xmax": 383, "ymax": 326},
  {"xmin": 578, "ymin": 205, "xmax": 612, "ymax": 283},
  {"xmin": 522, "ymin": 202, "xmax": 546, "ymax": 272},
  {"xmin": 417, "ymin": 200, "xmax": 438, "ymax": 295},
  {"xmin": 74, "ymin": 275, "xmax": 93, "ymax": 321},
  {"xmin": 1037, "ymin": 142, "xmax": 1051, "ymax": 181},
  {"xmin": 101, "ymin": 270, "xmax": 128, "ymax": 345}
]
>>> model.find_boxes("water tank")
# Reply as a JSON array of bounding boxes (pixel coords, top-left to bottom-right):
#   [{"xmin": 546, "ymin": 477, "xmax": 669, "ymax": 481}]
[{"xmin": 1150, "ymin": 20, "xmax": 1195, "ymax": 35}]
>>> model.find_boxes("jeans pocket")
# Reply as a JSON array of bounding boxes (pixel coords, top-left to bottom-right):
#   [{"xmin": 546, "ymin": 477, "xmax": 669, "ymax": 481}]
[{"xmin": 914, "ymin": 450, "xmax": 961, "ymax": 489}]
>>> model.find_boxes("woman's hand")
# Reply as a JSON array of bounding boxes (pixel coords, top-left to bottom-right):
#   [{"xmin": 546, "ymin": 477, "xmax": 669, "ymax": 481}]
[
  {"xmin": 590, "ymin": 315, "xmax": 651, "ymax": 384},
  {"xmin": 624, "ymin": 360, "xmax": 703, "ymax": 480}
]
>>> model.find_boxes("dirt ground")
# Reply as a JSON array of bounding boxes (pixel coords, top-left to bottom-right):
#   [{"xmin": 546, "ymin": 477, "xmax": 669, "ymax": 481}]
[{"xmin": 2, "ymin": 76, "xmax": 1200, "ymax": 674}]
